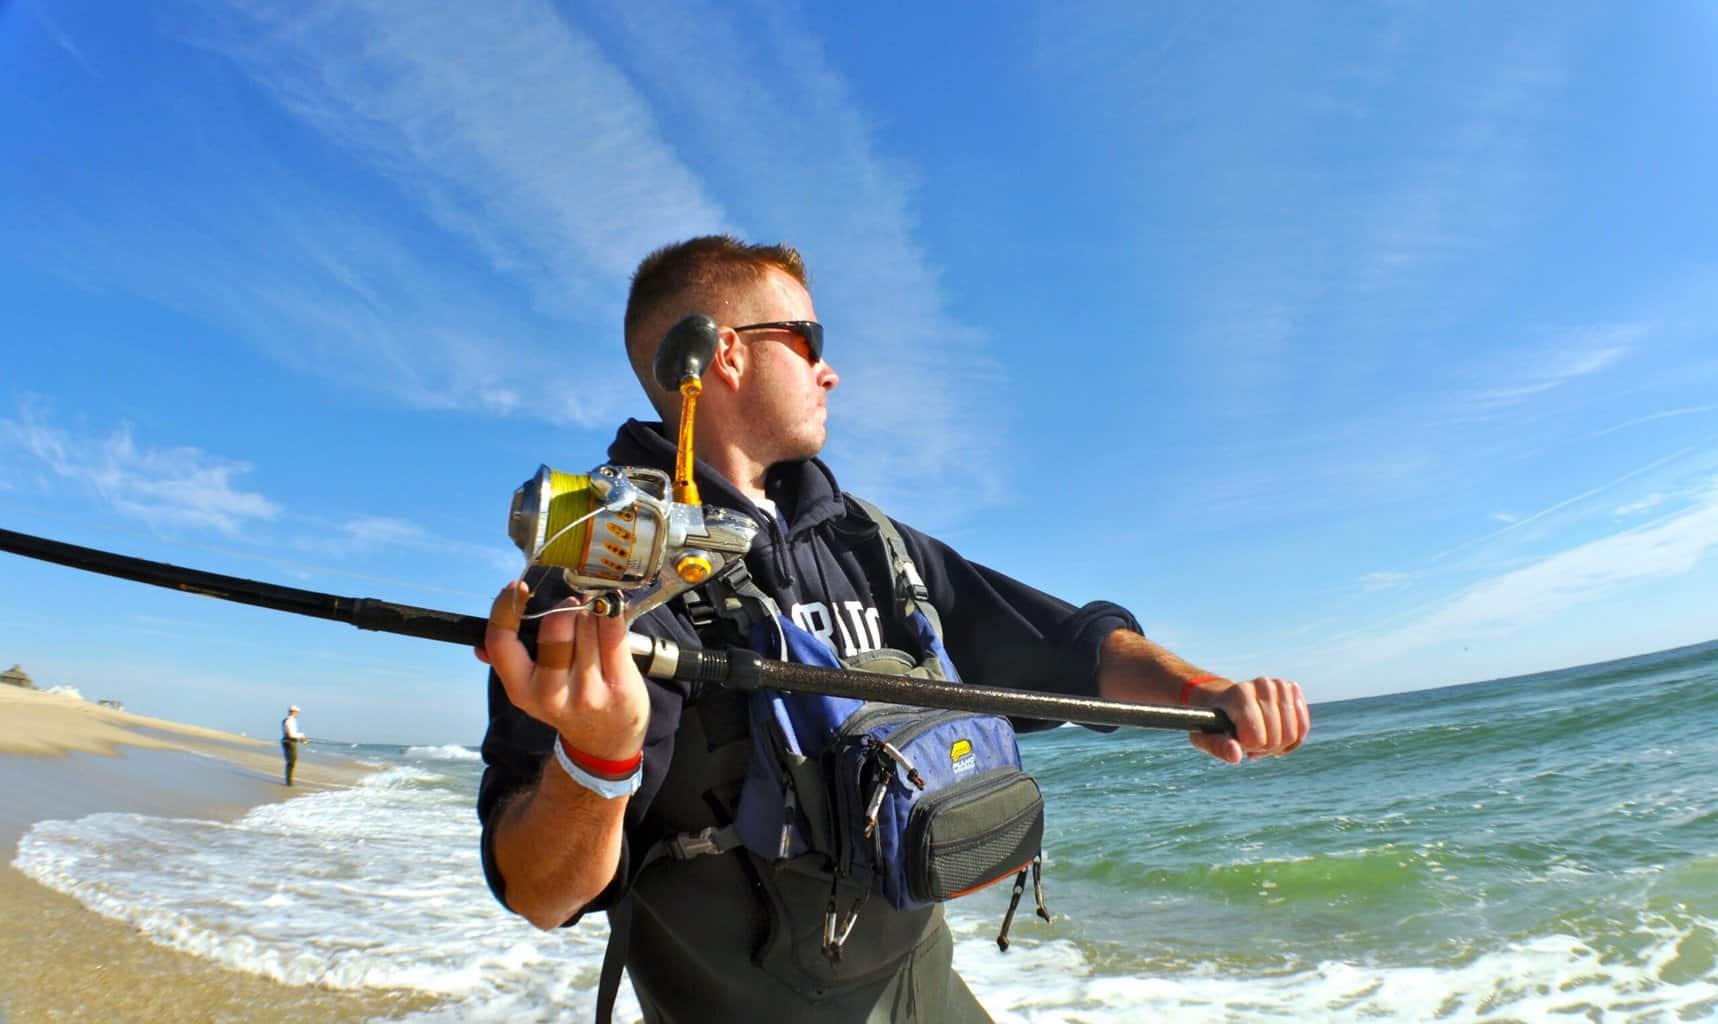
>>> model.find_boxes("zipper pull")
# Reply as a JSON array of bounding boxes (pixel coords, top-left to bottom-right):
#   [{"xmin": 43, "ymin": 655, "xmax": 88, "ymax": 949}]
[
  {"xmin": 822, "ymin": 877, "xmax": 867, "ymax": 962},
  {"xmin": 862, "ymin": 780, "xmax": 887, "ymax": 839},
  {"xmin": 867, "ymin": 736, "xmax": 926, "ymax": 790},
  {"xmin": 779, "ymin": 784, "xmax": 800, "ymax": 858},
  {"xmin": 1032, "ymin": 853, "xmax": 1051, "ymax": 923},
  {"xmin": 995, "ymin": 865, "xmax": 1030, "ymax": 952}
]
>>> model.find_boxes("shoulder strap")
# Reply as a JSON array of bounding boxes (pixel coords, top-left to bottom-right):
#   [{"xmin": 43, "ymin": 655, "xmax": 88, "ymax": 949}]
[
  {"xmin": 848, "ymin": 495, "xmax": 943, "ymax": 642},
  {"xmin": 680, "ymin": 558, "xmax": 782, "ymax": 644},
  {"xmin": 595, "ymin": 894, "xmax": 631, "ymax": 1024}
]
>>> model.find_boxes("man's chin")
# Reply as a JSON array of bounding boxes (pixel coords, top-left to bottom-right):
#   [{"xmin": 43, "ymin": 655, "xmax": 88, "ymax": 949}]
[{"xmin": 789, "ymin": 428, "xmax": 828, "ymax": 461}]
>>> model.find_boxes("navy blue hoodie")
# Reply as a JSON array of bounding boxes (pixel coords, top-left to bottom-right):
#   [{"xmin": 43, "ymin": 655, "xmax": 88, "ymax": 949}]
[{"xmin": 478, "ymin": 419, "xmax": 1140, "ymax": 1019}]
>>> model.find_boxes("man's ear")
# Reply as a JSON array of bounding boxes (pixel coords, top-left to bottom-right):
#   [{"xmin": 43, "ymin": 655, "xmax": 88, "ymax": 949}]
[{"xmin": 707, "ymin": 327, "xmax": 747, "ymax": 391}]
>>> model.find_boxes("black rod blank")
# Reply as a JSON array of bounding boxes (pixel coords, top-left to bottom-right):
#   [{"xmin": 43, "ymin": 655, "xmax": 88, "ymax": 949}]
[
  {"xmin": 0, "ymin": 527, "xmax": 1231, "ymax": 734},
  {"xmin": 664, "ymin": 647, "xmax": 1232, "ymax": 733},
  {"xmin": 0, "ymin": 527, "xmax": 488, "ymax": 647}
]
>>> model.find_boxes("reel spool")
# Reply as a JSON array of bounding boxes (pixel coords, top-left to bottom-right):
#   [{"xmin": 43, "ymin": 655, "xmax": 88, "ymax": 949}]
[{"xmin": 508, "ymin": 464, "xmax": 667, "ymax": 590}]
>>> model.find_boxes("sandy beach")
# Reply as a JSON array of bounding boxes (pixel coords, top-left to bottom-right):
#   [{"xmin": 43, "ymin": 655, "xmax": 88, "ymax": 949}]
[{"xmin": 0, "ymin": 686, "xmax": 436, "ymax": 1023}]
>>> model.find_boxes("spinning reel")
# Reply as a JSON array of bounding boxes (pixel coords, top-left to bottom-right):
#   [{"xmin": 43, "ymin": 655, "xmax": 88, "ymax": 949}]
[{"xmin": 504, "ymin": 315, "xmax": 760, "ymax": 623}]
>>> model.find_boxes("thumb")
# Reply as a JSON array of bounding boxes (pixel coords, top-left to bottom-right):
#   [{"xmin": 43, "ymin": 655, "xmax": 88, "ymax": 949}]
[{"xmin": 1190, "ymin": 731, "xmax": 1243, "ymax": 765}]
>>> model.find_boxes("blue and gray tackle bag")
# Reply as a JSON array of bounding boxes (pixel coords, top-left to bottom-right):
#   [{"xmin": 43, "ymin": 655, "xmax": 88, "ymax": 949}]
[{"xmin": 679, "ymin": 498, "xmax": 1051, "ymax": 958}]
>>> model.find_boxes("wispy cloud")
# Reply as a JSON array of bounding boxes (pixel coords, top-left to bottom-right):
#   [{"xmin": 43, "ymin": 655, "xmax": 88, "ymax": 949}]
[
  {"xmin": 187, "ymin": 0, "xmax": 729, "ymax": 310},
  {"xmin": 577, "ymin": 1, "xmax": 1005, "ymax": 508},
  {"xmin": 1614, "ymin": 493, "xmax": 1665, "ymax": 517},
  {"xmin": 1361, "ymin": 571, "xmax": 1414, "ymax": 592},
  {"xmin": 17, "ymin": 0, "xmax": 999, "ymax": 510},
  {"xmin": 1429, "ymin": 447, "xmax": 1691, "ymax": 564},
  {"xmin": 1335, "ymin": 477, "xmax": 1718, "ymax": 667},
  {"xmin": 1463, "ymin": 323, "xmax": 1639, "ymax": 412},
  {"xmin": 303, "ymin": 515, "xmax": 520, "ymax": 576},
  {"xmin": 1, "ymin": 403, "xmax": 279, "ymax": 535},
  {"xmin": 334, "ymin": 516, "xmax": 432, "ymax": 551},
  {"xmin": 1590, "ymin": 404, "xmax": 1718, "ymax": 438},
  {"xmin": 31, "ymin": 5, "xmax": 103, "ymax": 80},
  {"xmin": 1355, "ymin": 48, "xmax": 1567, "ymax": 292}
]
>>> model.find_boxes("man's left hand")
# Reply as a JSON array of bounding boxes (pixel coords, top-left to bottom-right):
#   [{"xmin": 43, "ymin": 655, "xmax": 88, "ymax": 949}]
[{"xmin": 1184, "ymin": 676, "xmax": 1309, "ymax": 764}]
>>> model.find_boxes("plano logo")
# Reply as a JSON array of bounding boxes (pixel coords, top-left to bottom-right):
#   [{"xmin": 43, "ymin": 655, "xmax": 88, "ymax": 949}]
[{"xmin": 949, "ymin": 738, "xmax": 977, "ymax": 774}]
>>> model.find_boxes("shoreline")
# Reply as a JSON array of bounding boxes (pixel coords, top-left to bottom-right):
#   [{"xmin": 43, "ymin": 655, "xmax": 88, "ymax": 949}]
[{"xmin": 0, "ymin": 686, "xmax": 437, "ymax": 1023}]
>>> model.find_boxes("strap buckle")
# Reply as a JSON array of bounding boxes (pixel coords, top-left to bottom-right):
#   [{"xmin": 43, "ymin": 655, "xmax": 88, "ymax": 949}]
[
  {"xmin": 896, "ymin": 558, "xmax": 931, "ymax": 605},
  {"xmin": 668, "ymin": 826, "xmax": 731, "ymax": 861}
]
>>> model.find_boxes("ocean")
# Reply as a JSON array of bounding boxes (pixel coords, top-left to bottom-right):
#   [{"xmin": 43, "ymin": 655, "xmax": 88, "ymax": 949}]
[{"xmin": 14, "ymin": 640, "xmax": 1718, "ymax": 1022}]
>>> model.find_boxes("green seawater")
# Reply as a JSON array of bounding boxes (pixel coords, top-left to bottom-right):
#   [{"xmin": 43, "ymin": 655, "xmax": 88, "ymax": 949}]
[{"xmin": 989, "ymin": 638, "xmax": 1718, "ymax": 1014}]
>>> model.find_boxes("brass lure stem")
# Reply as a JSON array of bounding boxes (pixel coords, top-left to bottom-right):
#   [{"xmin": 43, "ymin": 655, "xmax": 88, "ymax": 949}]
[{"xmin": 674, "ymin": 377, "xmax": 702, "ymax": 506}]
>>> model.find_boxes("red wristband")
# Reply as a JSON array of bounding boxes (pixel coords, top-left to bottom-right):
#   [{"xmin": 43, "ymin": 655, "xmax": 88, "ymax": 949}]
[
  {"xmin": 1178, "ymin": 674, "xmax": 1223, "ymax": 705},
  {"xmin": 558, "ymin": 735, "xmax": 643, "ymax": 779}
]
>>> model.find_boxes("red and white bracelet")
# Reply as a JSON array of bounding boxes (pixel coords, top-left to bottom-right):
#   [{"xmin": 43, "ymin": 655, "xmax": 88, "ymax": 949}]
[{"xmin": 553, "ymin": 736, "xmax": 643, "ymax": 799}]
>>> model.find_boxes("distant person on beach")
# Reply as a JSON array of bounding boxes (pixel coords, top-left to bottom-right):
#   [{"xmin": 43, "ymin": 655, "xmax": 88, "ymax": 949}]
[
  {"xmin": 281, "ymin": 705, "xmax": 306, "ymax": 786},
  {"xmin": 478, "ymin": 236, "xmax": 1311, "ymax": 1023}
]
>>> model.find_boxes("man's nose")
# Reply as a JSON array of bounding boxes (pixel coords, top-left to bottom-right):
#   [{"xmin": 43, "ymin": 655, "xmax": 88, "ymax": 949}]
[{"xmin": 817, "ymin": 361, "xmax": 839, "ymax": 390}]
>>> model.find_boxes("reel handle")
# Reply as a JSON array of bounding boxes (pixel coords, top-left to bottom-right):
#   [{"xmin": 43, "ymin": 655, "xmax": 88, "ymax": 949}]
[{"xmin": 653, "ymin": 314, "xmax": 721, "ymax": 506}]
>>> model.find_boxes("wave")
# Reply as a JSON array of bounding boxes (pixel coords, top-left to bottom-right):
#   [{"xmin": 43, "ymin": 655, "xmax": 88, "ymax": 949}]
[
  {"xmin": 946, "ymin": 923, "xmax": 1718, "ymax": 1023},
  {"xmin": 403, "ymin": 745, "xmax": 481, "ymax": 762}
]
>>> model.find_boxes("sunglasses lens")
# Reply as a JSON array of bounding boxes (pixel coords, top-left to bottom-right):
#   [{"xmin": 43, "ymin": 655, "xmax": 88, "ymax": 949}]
[
  {"xmin": 735, "ymin": 321, "xmax": 824, "ymax": 365},
  {"xmin": 799, "ymin": 323, "xmax": 823, "ymax": 363}
]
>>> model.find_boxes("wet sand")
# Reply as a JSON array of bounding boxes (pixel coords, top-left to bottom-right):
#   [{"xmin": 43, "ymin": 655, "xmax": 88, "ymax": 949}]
[{"xmin": 0, "ymin": 686, "xmax": 437, "ymax": 1023}]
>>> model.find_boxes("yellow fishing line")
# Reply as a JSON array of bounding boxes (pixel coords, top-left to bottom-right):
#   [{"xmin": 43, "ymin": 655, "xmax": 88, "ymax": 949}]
[{"xmin": 538, "ymin": 470, "xmax": 595, "ymax": 569}]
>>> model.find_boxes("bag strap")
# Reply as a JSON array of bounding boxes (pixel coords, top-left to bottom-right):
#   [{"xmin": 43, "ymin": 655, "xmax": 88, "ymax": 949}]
[
  {"xmin": 595, "ymin": 894, "xmax": 632, "ymax": 1024},
  {"xmin": 848, "ymin": 495, "xmax": 943, "ymax": 642},
  {"xmin": 681, "ymin": 496, "xmax": 940, "ymax": 652},
  {"xmin": 594, "ymin": 826, "xmax": 746, "ymax": 1022},
  {"xmin": 680, "ymin": 558, "xmax": 783, "ymax": 645}
]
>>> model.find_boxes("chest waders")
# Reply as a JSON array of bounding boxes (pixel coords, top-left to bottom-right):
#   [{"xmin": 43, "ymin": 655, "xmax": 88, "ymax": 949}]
[{"xmin": 594, "ymin": 498, "xmax": 1049, "ymax": 1024}]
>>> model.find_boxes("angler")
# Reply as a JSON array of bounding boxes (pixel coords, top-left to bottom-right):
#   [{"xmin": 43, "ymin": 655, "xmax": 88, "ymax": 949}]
[{"xmin": 477, "ymin": 236, "xmax": 1311, "ymax": 1023}]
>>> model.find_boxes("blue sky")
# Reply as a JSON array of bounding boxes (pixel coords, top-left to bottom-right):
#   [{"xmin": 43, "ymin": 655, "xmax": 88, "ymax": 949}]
[{"xmin": 3, "ymin": 1, "xmax": 1716, "ymax": 745}]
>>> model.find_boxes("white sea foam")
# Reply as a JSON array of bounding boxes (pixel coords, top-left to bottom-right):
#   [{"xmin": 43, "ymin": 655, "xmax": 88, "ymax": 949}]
[
  {"xmin": 12, "ymin": 766, "xmax": 643, "ymax": 1022},
  {"xmin": 944, "ymin": 910, "xmax": 1718, "ymax": 1023},
  {"xmin": 13, "ymin": 755, "xmax": 1717, "ymax": 1024},
  {"xmin": 403, "ymin": 744, "xmax": 482, "ymax": 762}
]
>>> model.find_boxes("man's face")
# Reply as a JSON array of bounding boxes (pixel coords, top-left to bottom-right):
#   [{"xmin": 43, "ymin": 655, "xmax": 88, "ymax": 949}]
[{"xmin": 731, "ymin": 268, "xmax": 839, "ymax": 462}]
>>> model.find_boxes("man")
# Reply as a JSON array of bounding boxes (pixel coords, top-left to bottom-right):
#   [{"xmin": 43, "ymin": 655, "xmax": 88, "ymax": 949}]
[
  {"xmin": 281, "ymin": 705, "xmax": 306, "ymax": 786},
  {"xmin": 478, "ymin": 236, "xmax": 1310, "ymax": 1022}
]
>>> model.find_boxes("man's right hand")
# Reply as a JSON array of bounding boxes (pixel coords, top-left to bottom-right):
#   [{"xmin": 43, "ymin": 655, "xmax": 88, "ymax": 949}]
[{"xmin": 480, "ymin": 581, "xmax": 649, "ymax": 761}]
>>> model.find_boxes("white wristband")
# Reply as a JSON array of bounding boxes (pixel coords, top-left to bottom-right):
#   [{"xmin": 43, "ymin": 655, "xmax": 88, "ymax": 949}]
[{"xmin": 553, "ymin": 739, "xmax": 642, "ymax": 799}]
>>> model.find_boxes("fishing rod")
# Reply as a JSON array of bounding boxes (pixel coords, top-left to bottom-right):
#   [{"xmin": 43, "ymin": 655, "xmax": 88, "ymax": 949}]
[
  {"xmin": 0, "ymin": 526, "xmax": 1228, "ymax": 734},
  {"xmin": 1, "ymin": 315, "xmax": 1233, "ymax": 735}
]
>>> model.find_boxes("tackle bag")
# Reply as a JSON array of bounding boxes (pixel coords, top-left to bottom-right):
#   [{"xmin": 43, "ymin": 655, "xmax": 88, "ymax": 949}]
[{"xmin": 734, "ymin": 614, "xmax": 1045, "ymax": 918}]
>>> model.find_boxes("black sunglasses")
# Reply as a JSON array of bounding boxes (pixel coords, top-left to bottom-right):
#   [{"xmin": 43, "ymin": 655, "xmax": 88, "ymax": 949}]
[{"xmin": 732, "ymin": 320, "xmax": 824, "ymax": 364}]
